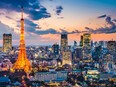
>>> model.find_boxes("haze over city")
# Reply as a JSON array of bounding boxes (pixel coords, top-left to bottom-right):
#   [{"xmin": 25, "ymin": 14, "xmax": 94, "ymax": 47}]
[{"xmin": 0, "ymin": 0, "xmax": 116, "ymax": 46}]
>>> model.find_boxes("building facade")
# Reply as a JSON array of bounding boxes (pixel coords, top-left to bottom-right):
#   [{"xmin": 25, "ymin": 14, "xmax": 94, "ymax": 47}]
[
  {"xmin": 83, "ymin": 33, "xmax": 91, "ymax": 48},
  {"xmin": 80, "ymin": 33, "xmax": 92, "ymax": 61},
  {"xmin": 3, "ymin": 34, "xmax": 12, "ymax": 52},
  {"xmin": 75, "ymin": 47, "xmax": 83, "ymax": 59},
  {"xmin": 61, "ymin": 34, "xmax": 68, "ymax": 51},
  {"xmin": 80, "ymin": 33, "xmax": 91, "ymax": 48},
  {"xmin": 62, "ymin": 51, "xmax": 72, "ymax": 65},
  {"xmin": 80, "ymin": 35, "xmax": 84, "ymax": 47},
  {"xmin": 107, "ymin": 41, "xmax": 116, "ymax": 55},
  {"xmin": 34, "ymin": 71, "xmax": 67, "ymax": 82},
  {"xmin": 52, "ymin": 43, "xmax": 59, "ymax": 55}
]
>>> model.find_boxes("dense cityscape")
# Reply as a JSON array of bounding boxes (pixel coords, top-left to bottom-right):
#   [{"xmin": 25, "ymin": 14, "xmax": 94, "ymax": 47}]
[
  {"xmin": 0, "ymin": 11, "xmax": 116, "ymax": 86},
  {"xmin": 0, "ymin": 0, "xmax": 116, "ymax": 87}
]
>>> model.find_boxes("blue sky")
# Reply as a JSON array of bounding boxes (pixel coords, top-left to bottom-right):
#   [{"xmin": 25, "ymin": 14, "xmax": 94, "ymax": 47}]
[{"xmin": 0, "ymin": 0, "xmax": 116, "ymax": 45}]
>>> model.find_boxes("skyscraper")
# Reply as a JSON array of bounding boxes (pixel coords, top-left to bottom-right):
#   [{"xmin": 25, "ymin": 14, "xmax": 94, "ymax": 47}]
[
  {"xmin": 80, "ymin": 33, "xmax": 91, "ymax": 48},
  {"xmin": 3, "ymin": 34, "xmax": 12, "ymax": 52},
  {"xmin": 107, "ymin": 41, "xmax": 116, "ymax": 55},
  {"xmin": 60, "ymin": 34, "xmax": 72, "ymax": 65},
  {"xmin": 83, "ymin": 33, "xmax": 91, "ymax": 48},
  {"xmin": 80, "ymin": 33, "xmax": 92, "ymax": 61},
  {"xmin": 80, "ymin": 35, "xmax": 83, "ymax": 47},
  {"xmin": 12, "ymin": 7, "xmax": 31, "ymax": 73},
  {"xmin": 62, "ymin": 51, "xmax": 72, "ymax": 65},
  {"xmin": 74, "ymin": 47, "xmax": 83, "ymax": 59},
  {"xmin": 61, "ymin": 34, "xmax": 68, "ymax": 51},
  {"xmin": 52, "ymin": 43, "xmax": 59, "ymax": 55}
]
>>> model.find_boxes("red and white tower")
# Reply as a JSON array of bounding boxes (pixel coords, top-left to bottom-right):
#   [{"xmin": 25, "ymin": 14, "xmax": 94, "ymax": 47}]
[{"xmin": 12, "ymin": 7, "xmax": 31, "ymax": 73}]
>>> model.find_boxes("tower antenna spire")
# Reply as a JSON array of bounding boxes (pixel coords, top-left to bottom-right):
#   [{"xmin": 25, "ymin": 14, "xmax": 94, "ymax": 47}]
[{"xmin": 21, "ymin": 5, "xmax": 24, "ymax": 19}]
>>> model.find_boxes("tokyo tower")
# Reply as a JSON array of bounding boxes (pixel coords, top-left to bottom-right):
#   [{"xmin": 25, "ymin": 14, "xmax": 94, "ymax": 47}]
[{"xmin": 12, "ymin": 7, "xmax": 32, "ymax": 73}]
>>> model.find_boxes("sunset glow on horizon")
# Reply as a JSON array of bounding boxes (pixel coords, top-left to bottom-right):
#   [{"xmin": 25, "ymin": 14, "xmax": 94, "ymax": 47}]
[{"xmin": 0, "ymin": 0, "xmax": 116, "ymax": 45}]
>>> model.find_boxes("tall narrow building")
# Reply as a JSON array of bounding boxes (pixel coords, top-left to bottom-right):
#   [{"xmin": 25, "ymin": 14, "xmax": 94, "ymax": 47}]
[
  {"xmin": 61, "ymin": 34, "xmax": 68, "ymax": 51},
  {"xmin": 3, "ymin": 34, "xmax": 12, "ymax": 52},
  {"xmin": 52, "ymin": 43, "xmax": 59, "ymax": 55},
  {"xmin": 80, "ymin": 35, "xmax": 83, "ymax": 47},
  {"xmin": 83, "ymin": 33, "xmax": 91, "ymax": 48},
  {"xmin": 12, "ymin": 7, "xmax": 31, "ymax": 73},
  {"xmin": 80, "ymin": 33, "xmax": 91, "ymax": 47}
]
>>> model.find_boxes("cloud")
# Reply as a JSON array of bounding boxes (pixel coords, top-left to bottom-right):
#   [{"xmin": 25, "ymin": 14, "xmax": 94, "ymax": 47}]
[
  {"xmin": 0, "ymin": 0, "xmax": 51, "ymax": 20},
  {"xmin": 60, "ymin": 29, "xmax": 68, "ymax": 34},
  {"xmin": 85, "ymin": 27, "xmax": 95, "ymax": 32},
  {"xmin": 57, "ymin": 17, "xmax": 64, "ymax": 19},
  {"xmin": 113, "ymin": 19, "xmax": 116, "ymax": 22},
  {"xmin": 69, "ymin": 30, "xmax": 81, "ymax": 34},
  {"xmin": 33, "ymin": 28, "xmax": 59, "ymax": 35},
  {"xmin": 85, "ymin": 27, "xmax": 115, "ymax": 34},
  {"xmin": 98, "ymin": 14, "xmax": 106, "ymax": 18},
  {"xmin": 85, "ymin": 16, "xmax": 116, "ymax": 34},
  {"xmin": 0, "ymin": 22, "xmax": 18, "ymax": 38},
  {"xmin": 25, "ymin": 19, "xmax": 37, "ymax": 27},
  {"xmin": 97, "ymin": 15, "xmax": 115, "ymax": 29},
  {"xmin": 5, "ymin": 16, "xmax": 13, "ymax": 20},
  {"xmin": 106, "ymin": 16, "xmax": 111, "ymax": 23},
  {"xmin": 26, "ymin": 27, "xmax": 81, "ymax": 35},
  {"xmin": 0, "ymin": 12, "xmax": 5, "ymax": 15},
  {"xmin": 24, "ymin": 19, "xmax": 38, "ymax": 32},
  {"xmin": 0, "ymin": 0, "xmax": 52, "ymax": 37},
  {"xmin": 105, "ymin": 16, "xmax": 115, "ymax": 29},
  {"xmin": 56, "ymin": 6, "xmax": 63, "ymax": 15},
  {"xmin": 29, "ymin": 7, "xmax": 51, "ymax": 20},
  {"xmin": 59, "ymin": 29, "xmax": 80, "ymax": 34}
]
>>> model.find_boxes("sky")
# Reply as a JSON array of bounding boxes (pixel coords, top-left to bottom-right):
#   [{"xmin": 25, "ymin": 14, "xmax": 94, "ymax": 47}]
[{"xmin": 0, "ymin": 0, "xmax": 116, "ymax": 46}]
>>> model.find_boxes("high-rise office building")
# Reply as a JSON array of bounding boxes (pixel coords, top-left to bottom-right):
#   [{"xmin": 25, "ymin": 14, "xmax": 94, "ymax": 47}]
[
  {"xmin": 80, "ymin": 33, "xmax": 91, "ymax": 48},
  {"xmin": 74, "ymin": 41, "xmax": 77, "ymax": 47},
  {"xmin": 80, "ymin": 33, "xmax": 92, "ymax": 61},
  {"xmin": 61, "ymin": 34, "xmax": 68, "ymax": 51},
  {"xmin": 80, "ymin": 35, "xmax": 83, "ymax": 47},
  {"xmin": 73, "ymin": 41, "xmax": 77, "ymax": 50},
  {"xmin": 3, "ymin": 34, "xmax": 12, "ymax": 52},
  {"xmin": 83, "ymin": 33, "xmax": 91, "ymax": 48},
  {"xmin": 92, "ymin": 45, "xmax": 102, "ymax": 61},
  {"xmin": 74, "ymin": 47, "xmax": 83, "ymax": 59},
  {"xmin": 62, "ymin": 51, "xmax": 72, "ymax": 65},
  {"xmin": 52, "ymin": 43, "xmax": 59, "ymax": 55},
  {"xmin": 107, "ymin": 41, "xmax": 116, "ymax": 55}
]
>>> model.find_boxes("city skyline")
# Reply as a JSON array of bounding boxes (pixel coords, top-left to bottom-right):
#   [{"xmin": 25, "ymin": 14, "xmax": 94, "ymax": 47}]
[
  {"xmin": 0, "ymin": 0, "xmax": 116, "ymax": 45},
  {"xmin": 0, "ymin": 1, "xmax": 116, "ymax": 86}
]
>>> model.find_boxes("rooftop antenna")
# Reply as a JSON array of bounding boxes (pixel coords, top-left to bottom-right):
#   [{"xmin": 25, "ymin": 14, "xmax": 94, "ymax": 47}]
[{"xmin": 21, "ymin": 1, "xmax": 24, "ymax": 19}]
